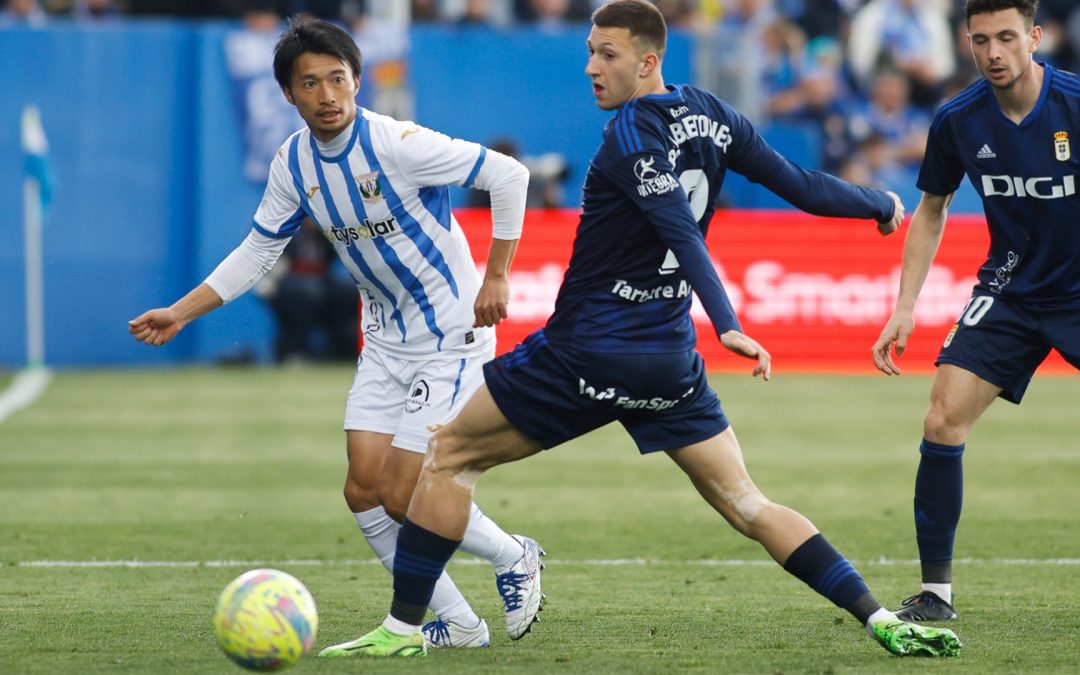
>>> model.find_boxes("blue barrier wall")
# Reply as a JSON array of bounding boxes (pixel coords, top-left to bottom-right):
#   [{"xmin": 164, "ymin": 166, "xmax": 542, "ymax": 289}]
[
  {"xmin": 0, "ymin": 20, "xmax": 977, "ymax": 367},
  {"xmin": 0, "ymin": 22, "xmax": 201, "ymax": 367}
]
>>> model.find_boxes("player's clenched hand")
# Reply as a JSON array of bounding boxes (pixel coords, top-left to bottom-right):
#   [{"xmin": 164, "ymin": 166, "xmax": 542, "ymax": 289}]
[
  {"xmin": 719, "ymin": 329, "xmax": 771, "ymax": 381},
  {"xmin": 473, "ymin": 276, "xmax": 510, "ymax": 328},
  {"xmin": 877, "ymin": 191, "xmax": 905, "ymax": 236},
  {"xmin": 871, "ymin": 312, "xmax": 914, "ymax": 376},
  {"xmin": 128, "ymin": 308, "xmax": 184, "ymax": 347}
]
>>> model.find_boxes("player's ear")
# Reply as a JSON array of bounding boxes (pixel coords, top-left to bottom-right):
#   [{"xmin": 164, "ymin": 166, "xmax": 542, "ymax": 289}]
[
  {"xmin": 640, "ymin": 52, "xmax": 659, "ymax": 79},
  {"xmin": 282, "ymin": 86, "xmax": 295, "ymax": 105},
  {"xmin": 1029, "ymin": 25, "xmax": 1042, "ymax": 53}
]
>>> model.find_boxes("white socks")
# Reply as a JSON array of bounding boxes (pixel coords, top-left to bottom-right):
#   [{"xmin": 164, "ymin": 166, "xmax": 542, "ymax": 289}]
[
  {"xmin": 921, "ymin": 582, "xmax": 952, "ymax": 603},
  {"xmin": 864, "ymin": 607, "xmax": 897, "ymax": 634},
  {"xmin": 354, "ymin": 506, "xmax": 478, "ymax": 627},
  {"xmin": 458, "ymin": 503, "xmax": 522, "ymax": 569}
]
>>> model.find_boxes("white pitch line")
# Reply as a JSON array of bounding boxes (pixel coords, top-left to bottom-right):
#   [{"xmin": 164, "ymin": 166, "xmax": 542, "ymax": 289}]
[
  {"xmin": 0, "ymin": 367, "xmax": 51, "ymax": 424},
  {"xmin": 17, "ymin": 557, "xmax": 1080, "ymax": 569}
]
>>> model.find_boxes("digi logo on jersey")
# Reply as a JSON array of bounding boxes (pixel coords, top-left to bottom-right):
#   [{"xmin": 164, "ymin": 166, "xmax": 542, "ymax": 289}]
[
  {"xmin": 981, "ymin": 174, "xmax": 1076, "ymax": 199},
  {"xmin": 405, "ymin": 379, "xmax": 430, "ymax": 413},
  {"xmin": 329, "ymin": 216, "xmax": 400, "ymax": 244}
]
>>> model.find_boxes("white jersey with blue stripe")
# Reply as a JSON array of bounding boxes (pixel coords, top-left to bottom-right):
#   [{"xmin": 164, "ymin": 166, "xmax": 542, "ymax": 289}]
[{"xmin": 255, "ymin": 108, "xmax": 495, "ymax": 359}]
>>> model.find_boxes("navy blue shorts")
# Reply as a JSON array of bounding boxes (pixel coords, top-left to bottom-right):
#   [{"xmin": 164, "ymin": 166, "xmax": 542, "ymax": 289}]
[
  {"xmin": 936, "ymin": 293, "xmax": 1080, "ymax": 403},
  {"xmin": 483, "ymin": 329, "xmax": 730, "ymax": 454}
]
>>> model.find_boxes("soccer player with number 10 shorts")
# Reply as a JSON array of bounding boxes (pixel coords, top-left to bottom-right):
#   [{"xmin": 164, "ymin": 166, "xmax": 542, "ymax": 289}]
[{"xmin": 873, "ymin": 0, "xmax": 1080, "ymax": 623}]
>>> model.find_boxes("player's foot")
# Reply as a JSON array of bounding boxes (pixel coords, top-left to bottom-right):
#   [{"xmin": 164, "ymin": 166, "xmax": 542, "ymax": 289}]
[
  {"xmin": 869, "ymin": 619, "xmax": 962, "ymax": 657},
  {"xmin": 495, "ymin": 535, "xmax": 545, "ymax": 639},
  {"xmin": 894, "ymin": 591, "xmax": 958, "ymax": 621},
  {"xmin": 422, "ymin": 618, "xmax": 490, "ymax": 648},
  {"xmin": 317, "ymin": 626, "xmax": 426, "ymax": 658}
]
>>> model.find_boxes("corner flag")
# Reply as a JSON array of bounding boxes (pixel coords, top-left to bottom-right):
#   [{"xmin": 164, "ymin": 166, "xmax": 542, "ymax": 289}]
[
  {"xmin": 22, "ymin": 105, "xmax": 53, "ymax": 209},
  {"xmin": 21, "ymin": 105, "xmax": 52, "ymax": 369}
]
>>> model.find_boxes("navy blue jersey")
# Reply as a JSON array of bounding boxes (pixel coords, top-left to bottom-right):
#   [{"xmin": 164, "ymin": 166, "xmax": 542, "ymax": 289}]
[
  {"xmin": 544, "ymin": 84, "xmax": 894, "ymax": 353},
  {"xmin": 919, "ymin": 64, "xmax": 1080, "ymax": 306}
]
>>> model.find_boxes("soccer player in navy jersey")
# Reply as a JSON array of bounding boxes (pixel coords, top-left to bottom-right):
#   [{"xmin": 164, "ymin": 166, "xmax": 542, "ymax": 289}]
[
  {"xmin": 873, "ymin": 0, "xmax": 1080, "ymax": 622},
  {"xmin": 323, "ymin": 0, "xmax": 961, "ymax": 658}
]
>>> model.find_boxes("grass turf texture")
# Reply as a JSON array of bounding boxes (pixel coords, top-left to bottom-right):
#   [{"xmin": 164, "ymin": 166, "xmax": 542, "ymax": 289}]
[{"xmin": 1, "ymin": 366, "xmax": 1077, "ymax": 673}]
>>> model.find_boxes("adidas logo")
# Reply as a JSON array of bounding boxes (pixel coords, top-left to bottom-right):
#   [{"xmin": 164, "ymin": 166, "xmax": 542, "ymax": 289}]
[{"xmin": 977, "ymin": 144, "xmax": 997, "ymax": 159}]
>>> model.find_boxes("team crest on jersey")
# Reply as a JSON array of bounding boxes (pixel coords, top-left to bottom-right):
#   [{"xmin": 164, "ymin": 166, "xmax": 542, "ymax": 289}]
[
  {"xmin": 943, "ymin": 323, "xmax": 958, "ymax": 348},
  {"xmin": 355, "ymin": 171, "xmax": 383, "ymax": 202},
  {"xmin": 1054, "ymin": 131, "xmax": 1070, "ymax": 162}
]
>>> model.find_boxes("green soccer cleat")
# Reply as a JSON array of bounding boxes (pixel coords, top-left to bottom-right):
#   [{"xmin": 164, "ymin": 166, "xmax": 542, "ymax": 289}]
[
  {"xmin": 317, "ymin": 626, "xmax": 426, "ymax": 658},
  {"xmin": 869, "ymin": 619, "xmax": 962, "ymax": 657}
]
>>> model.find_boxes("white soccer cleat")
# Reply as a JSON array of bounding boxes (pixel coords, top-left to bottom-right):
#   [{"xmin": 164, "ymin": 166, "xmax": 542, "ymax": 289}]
[
  {"xmin": 495, "ymin": 535, "xmax": 546, "ymax": 639},
  {"xmin": 421, "ymin": 618, "xmax": 490, "ymax": 648}
]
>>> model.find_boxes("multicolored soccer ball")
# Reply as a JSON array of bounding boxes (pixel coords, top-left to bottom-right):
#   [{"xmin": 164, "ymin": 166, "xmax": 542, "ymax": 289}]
[{"xmin": 213, "ymin": 568, "xmax": 318, "ymax": 671}]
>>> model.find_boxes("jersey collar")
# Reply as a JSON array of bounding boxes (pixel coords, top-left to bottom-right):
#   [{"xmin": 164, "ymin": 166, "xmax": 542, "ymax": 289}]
[
  {"xmin": 311, "ymin": 113, "xmax": 361, "ymax": 162},
  {"xmin": 989, "ymin": 62, "xmax": 1052, "ymax": 129}
]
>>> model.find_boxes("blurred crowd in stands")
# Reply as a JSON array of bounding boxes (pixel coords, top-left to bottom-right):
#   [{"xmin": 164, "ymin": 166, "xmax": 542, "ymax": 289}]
[{"xmin": 7, "ymin": 0, "xmax": 1080, "ymax": 190}]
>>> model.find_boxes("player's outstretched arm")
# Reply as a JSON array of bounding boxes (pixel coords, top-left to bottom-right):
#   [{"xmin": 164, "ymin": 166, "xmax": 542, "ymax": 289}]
[
  {"xmin": 871, "ymin": 191, "xmax": 953, "ymax": 375},
  {"xmin": 720, "ymin": 329, "xmax": 771, "ymax": 381},
  {"xmin": 128, "ymin": 283, "xmax": 224, "ymax": 347},
  {"xmin": 474, "ymin": 237, "xmax": 519, "ymax": 327}
]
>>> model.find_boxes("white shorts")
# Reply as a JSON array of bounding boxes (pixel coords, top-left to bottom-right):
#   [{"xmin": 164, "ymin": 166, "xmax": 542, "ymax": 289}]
[{"xmin": 343, "ymin": 345, "xmax": 494, "ymax": 453}]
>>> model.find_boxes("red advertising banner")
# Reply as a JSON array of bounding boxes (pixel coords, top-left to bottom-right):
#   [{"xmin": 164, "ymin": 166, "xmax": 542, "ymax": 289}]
[{"xmin": 454, "ymin": 208, "xmax": 1071, "ymax": 374}]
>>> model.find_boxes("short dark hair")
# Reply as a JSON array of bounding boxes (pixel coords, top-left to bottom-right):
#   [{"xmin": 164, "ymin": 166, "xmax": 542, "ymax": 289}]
[
  {"xmin": 592, "ymin": 0, "xmax": 667, "ymax": 60},
  {"xmin": 964, "ymin": 0, "xmax": 1039, "ymax": 27},
  {"xmin": 273, "ymin": 17, "xmax": 363, "ymax": 91}
]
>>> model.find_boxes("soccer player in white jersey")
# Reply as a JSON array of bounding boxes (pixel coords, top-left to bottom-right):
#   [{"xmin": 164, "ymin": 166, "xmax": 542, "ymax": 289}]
[{"xmin": 129, "ymin": 17, "xmax": 544, "ymax": 649}]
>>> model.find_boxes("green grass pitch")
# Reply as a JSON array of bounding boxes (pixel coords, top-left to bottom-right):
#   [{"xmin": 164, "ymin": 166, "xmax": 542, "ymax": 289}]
[{"xmin": 1, "ymin": 366, "xmax": 1077, "ymax": 673}]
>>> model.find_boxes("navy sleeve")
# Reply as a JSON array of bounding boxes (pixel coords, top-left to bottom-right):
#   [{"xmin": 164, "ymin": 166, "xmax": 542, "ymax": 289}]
[
  {"xmin": 727, "ymin": 110, "xmax": 895, "ymax": 221},
  {"xmin": 598, "ymin": 126, "xmax": 742, "ymax": 336},
  {"xmin": 916, "ymin": 112, "xmax": 965, "ymax": 196}
]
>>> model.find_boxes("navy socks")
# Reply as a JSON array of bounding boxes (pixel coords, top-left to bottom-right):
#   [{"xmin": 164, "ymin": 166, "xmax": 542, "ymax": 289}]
[{"xmin": 390, "ymin": 518, "xmax": 462, "ymax": 626}]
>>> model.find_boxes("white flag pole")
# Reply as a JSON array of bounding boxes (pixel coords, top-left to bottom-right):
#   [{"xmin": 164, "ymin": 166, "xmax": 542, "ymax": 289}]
[
  {"xmin": 23, "ymin": 164, "xmax": 45, "ymax": 369},
  {"xmin": 21, "ymin": 105, "xmax": 47, "ymax": 370},
  {"xmin": 1, "ymin": 106, "xmax": 52, "ymax": 424}
]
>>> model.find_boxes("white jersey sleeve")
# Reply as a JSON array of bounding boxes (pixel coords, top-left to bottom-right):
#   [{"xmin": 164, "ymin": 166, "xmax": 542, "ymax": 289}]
[
  {"xmin": 253, "ymin": 138, "xmax": 309, "ymax": 239},
  {"xmin": 203, "ymin": 229, "xmax": 290, "ymax": 303},
  {"xmin": 392, "ymin": 125, "xmax": 528, "ymax": 240}
]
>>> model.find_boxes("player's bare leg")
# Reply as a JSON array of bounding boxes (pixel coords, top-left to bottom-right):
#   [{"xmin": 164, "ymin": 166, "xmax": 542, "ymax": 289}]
[
  {"xmin": 924, "ymin": 365, "xmax": 1001, "ymax": 446},
  {"xmin": 667, "ymin": 427, "xmax": 960, "ymax": 657},
  {"xmin": 409, "ymin": 385, "xmax": 544, "ymax": 537},
  {"xmin": 407, "ymin": 385, "xmax": 547, "ymax": 639},
  {"xmin": 338, "ymin": 432, "xmax": 487, "ymax": 650},
  {"xmin": 666, "ymin": 426, "xmax": 817, "ymax": 562},
  {"xmin": 321, "ymin": 387, "xmax": 546, "ymax": 657},
  {"xmin": 380, "ymin": 444, "xmax": 545, "ymax": 642},
  {"xmin": 897, "ymin": 364, "xmax": 1002, "ymax": 621}
]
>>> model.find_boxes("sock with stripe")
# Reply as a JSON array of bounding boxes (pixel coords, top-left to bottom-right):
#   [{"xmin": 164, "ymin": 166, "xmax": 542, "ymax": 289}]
[
  {"xmin": 391, "ymin": 518, "xmax": 462, "ymax": 627},
  {"xmin": 913, "ymin": 439, "xmax": 964, "ymax": 586},
  {"xmin": 783, "ymin": 533, "xmax": 881, "ymax": 624},
  {"xmin": 354, "ymin": 507, "xmax": 479, "ymax": 626}
]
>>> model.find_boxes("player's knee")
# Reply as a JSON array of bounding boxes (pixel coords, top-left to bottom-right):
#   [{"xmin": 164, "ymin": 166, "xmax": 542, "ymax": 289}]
[
  {"xmin": 922, "ymin": 402, "xmax": 971, "ymax": 445},
  {"xmin": 424, "ymin": 426, "xmax": 488, "ymax": 488},
  {"xmin": 343, "ymin": 472, "xmax": 380, "ymax": 513},
  {"xmin": 709, "ymin": 481, "xmax": 771, "ymax": 535},
  {"xmin": 376, "ymin": 479, "xmax": 412, "ymax": 522}
]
